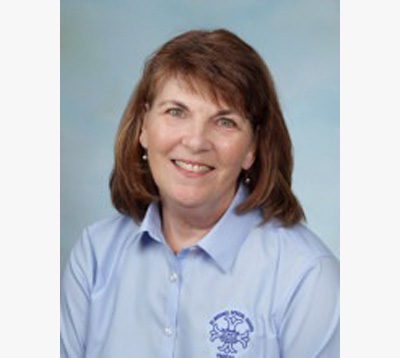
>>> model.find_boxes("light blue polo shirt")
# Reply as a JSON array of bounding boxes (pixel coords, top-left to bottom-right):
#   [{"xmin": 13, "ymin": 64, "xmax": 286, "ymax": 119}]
[{"xmin": 61, "ymin": 186, "xmax": 339, "ymax": 358}]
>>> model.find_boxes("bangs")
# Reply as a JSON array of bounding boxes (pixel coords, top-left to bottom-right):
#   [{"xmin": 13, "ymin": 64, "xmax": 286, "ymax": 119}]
[{"xmin": 146, "ymin": 67, "xmax": 250, "ymax": 121}]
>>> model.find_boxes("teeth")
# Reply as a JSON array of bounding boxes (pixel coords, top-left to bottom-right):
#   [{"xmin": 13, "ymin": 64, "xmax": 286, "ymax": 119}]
[{"xmin": 174, "ymin": 160, "xmax": 212, "ymax": 173}]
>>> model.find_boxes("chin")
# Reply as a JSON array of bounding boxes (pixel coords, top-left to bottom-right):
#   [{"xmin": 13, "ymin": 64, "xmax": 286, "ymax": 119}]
[{"xmin": 165, "ymin": 185, "xmax": 212, "ymax": 209}]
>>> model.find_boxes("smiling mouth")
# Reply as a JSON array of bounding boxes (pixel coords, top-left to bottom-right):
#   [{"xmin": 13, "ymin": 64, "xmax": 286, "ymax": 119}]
[{"xmin": 172, "ymin": 159, "xmax": 215, "ymax": 173}]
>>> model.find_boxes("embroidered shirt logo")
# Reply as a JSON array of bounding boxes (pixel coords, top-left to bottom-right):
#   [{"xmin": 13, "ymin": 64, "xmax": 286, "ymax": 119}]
[{"xmin": 209, "ymin": 310, "xmax": 254, "ymax": 358}]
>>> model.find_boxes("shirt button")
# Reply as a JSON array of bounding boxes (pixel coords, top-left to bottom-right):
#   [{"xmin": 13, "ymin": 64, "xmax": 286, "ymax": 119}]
[
  {"xmin": 169, "ymin": 272, "xmax": 178, "ymax": 282},
  {"xmin": 164, "ymin": 326, "xmax": 173, "ymax": 336}
]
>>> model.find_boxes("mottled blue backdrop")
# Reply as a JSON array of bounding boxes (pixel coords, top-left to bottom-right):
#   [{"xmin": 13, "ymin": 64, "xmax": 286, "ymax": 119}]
[{"xmin": 61, "ymin": 0, "xmax": 339, "ymax": 270}]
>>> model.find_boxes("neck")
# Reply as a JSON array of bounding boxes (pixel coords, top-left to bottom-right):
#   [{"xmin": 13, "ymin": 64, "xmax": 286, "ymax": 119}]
[{"xmin": 161, "ymin": 192, "xmax": 235, "ymax": 254}]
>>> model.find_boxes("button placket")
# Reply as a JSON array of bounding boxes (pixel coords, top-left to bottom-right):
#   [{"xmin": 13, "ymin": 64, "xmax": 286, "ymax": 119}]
[
  {"xmin": 169, "ymin": 272, "xmax": 178, "ymax": 282},
  {"xmin": 162, "ymin": 251, "xmax": 185, "ymax": 356},
  {"xmin": 164, "ymin": 326, "xmax": 173, "ymax": 337}
]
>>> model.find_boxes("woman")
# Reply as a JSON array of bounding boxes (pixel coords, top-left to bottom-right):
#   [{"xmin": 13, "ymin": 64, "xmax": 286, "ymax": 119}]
[{"xmin": 61, "ymin": 29, "xmax": 339, "ymax": 358}]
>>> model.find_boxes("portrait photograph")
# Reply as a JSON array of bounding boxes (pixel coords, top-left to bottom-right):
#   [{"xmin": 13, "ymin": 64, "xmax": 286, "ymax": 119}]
[
  {"xmin": 3, "ymin": 0, "xmax": 400, "ymax": 357},
  {"xmin": 60, "ymin": 0, "xmax": 339, "ymax": 356}
]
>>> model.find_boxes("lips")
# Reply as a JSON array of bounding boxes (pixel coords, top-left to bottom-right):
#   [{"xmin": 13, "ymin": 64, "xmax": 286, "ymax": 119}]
[{"xmin": 172, "ymin": 159, "xmax": 215, "ymax": 174}]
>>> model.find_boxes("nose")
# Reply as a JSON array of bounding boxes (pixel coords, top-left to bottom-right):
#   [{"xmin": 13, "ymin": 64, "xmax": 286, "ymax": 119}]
[{"xmin": 181, "ymin": 121, "xmax": 212, "ymax": 153}]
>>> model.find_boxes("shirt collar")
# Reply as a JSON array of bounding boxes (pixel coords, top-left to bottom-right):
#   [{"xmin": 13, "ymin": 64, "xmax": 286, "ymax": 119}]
[
  {"xmin": 137, "ymin": 185, "xmax": 262, "ymax": 273},
  {"xmin": 138, "ymin": 199, "xmax": 164, "ymax": 244},
  {"xmin": 197, "ymin": 185, "xmax": 262, "ymax": 272}
]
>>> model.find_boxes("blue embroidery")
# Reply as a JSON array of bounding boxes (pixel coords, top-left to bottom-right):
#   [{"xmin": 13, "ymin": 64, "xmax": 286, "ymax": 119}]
[{"xmin": 209, "ymin": 310, "xmax": 254, "ymax": 357}]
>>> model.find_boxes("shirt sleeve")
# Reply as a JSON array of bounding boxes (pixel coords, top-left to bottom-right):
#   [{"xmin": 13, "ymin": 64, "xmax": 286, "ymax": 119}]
[
  {"xmin": 278, "ymin": 256, "xmax": 340, "ymax": 358},
  {"xmin": 60, "ymin": 229, "xmax": 95, "ymax": 358}
]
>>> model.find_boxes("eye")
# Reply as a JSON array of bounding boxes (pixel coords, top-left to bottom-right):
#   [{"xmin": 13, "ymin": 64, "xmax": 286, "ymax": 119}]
[
  {"xmin": 217, "ymin": 118, "xmax": 237, "ymax": 128},
  {"xmin": 166, "ymin": 107, "xmax": 185, "ymax": 118}
]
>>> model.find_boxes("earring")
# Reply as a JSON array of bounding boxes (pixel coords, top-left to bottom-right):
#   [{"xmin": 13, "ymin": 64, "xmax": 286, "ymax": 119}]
[
  {"xmin": 243, "ymin": 171, "xmax": 251, "ymax": 185},
  {"xmin": 142, "ymin": 153, "xmax": 148, "ymax": 161}
]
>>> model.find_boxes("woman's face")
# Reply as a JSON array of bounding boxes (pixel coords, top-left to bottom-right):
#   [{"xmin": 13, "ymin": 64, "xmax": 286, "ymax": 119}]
[{"xmin": 140, "ymin": 77, "xmax": 255, "ymax": 213}]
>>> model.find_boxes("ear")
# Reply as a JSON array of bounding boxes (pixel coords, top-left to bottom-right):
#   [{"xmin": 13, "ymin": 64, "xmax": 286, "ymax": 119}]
[
  {"xmin": 139, "ymin": 124, "xmax": 148, "ymax": 149},
  {"xmin": 242, "ymin": 133, "xmax": 257, "ymax": 170},
  {"xmin": 242, "ymin": 145, "xmax": 256, "ymax": 170},
  {"xmin": 139, "ymin": 106, "xmax": 150, "ymax": 149}
]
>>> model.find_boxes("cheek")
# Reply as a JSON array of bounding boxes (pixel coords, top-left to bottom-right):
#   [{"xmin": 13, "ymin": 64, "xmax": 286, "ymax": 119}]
[
  {"xmin": 217, "ymin": 139, "xmax": 253, "ymax": 167},
  {"xmin": 146, "ymin": 123, "xmax": 182, "ymax": 157}
]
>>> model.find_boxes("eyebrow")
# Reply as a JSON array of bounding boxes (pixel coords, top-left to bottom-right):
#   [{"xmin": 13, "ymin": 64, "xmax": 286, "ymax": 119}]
[
  {"xmin": 158, "ymin": 100, "xmax": 189, "ymax": 111},
  {"xmin": 157, "ymin": 100, "xmax": 239, "ymax": 117}
]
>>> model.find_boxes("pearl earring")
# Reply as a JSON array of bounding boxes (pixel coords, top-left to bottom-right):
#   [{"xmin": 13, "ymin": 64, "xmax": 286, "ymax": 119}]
[
  {"xmin": 243, "ymin": 170, "xmax": 251, "ymax": 185},
  {"xmin": 142, "ymin": 153, "xmax": 148, "ymax": 161}
]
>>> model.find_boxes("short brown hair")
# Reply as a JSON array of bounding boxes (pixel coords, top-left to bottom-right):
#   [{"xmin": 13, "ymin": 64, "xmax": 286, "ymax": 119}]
[{"xmin": 110, "ymin": 29, "xmax": 305, "ymax": 226}]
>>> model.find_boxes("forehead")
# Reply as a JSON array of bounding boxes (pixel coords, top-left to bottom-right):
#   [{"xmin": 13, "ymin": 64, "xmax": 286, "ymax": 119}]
[{"xmin": 152, "ymin": 75, "xmax": 245, "ymax": 115}]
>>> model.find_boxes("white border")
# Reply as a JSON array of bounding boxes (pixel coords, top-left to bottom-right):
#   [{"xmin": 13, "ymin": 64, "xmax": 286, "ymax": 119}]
[
  {"xmin": 0, "ymin": 1, "xmax": 59, "ymax": 356},
  {"xmin": 341, "ymin": 0, "xmax": 400, "ymax": 356}
]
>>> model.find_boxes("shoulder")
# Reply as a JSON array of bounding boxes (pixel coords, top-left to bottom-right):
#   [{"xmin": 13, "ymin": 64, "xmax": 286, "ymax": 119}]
[
  {"xmin": 247, "ymin": 218, "xmax": 339, "ymax": 295},
  {"xmin": 254, "ymin": 219, "xmax": 338, "ymax": 264},
  {"xmin": 247, "ymin": 219, "xmax": 339, "ymax": 323},
  {"xmin": 84, "ymin": 213, "xmax": 142, "ymax": 267},
  {"xmin": 85, "ymin": 213, "xmax": 140, "ymax": 253},
  {"xmin": 65, "ymin": 213, "xmax": 141, "ymax": 289}
]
